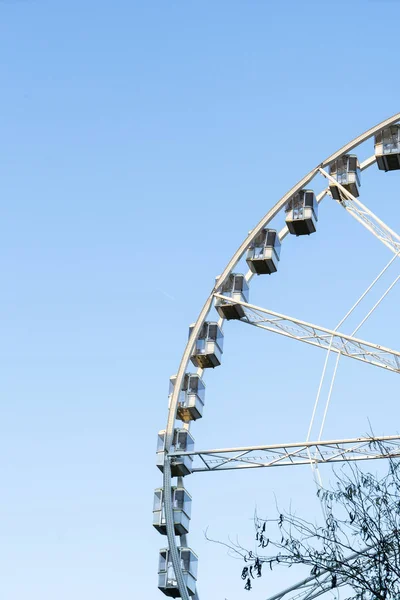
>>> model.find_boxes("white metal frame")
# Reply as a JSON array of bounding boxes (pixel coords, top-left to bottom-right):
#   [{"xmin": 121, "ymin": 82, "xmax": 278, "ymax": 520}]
[
  {"xmin": 213, "ymin": 293, "xmax": 400, "ymax": 372},
  {"xmin": 319, "ymin": 167, "xmax": 400, "ymax": 254},
  {"xmin": 170, "ymin": 434, "xmax": 400, "ymax": 472},
  {"xmin": 159, "ymin": 113, "xmax": 400, "ymax": 600}
]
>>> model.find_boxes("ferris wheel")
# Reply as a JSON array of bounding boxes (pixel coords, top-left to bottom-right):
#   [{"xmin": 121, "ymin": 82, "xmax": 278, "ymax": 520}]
[{"xmin": 153, "ymin": 112, "xmax": 400, "ymax": 600}]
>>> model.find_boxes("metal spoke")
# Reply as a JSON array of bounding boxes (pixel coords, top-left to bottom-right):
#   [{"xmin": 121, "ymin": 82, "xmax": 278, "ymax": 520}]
[
  {"xmin": 319, "ymin": 167, "xmax": 400, "ymax": 255},
  {"xmin": 213, "ymin": 294, "xmax": 400, "ymax": 373},
  {"xmin": 170, "ymin": 434, "xmax": 400, "ymax": 473}
]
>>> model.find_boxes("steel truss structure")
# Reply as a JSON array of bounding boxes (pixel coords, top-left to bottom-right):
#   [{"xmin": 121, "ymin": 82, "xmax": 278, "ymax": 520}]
[
  {"xmin": 319, "ymin": 167, "xmax": 400, "ymax": 255},
  {"xmin": 156, "ymin": 112, "xmax": 400, "ymax": 600},
  {"xmin": 171, "ymin": 434, "xmax": 400, "ymax": 472},
  {"xmin": 214, "ymin": 293, "xmax": 400, "ymax": 373}
]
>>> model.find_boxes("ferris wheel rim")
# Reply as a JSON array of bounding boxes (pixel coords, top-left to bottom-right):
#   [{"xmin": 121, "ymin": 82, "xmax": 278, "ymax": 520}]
[{"xmin": 160, "ymin": 111, "xmax": 400, "ymax": 600}]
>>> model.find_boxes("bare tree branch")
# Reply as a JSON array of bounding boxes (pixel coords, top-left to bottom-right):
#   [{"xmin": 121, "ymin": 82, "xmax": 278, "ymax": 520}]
[{"xmin": 208, "ymin": 441, "xmax": 400, "ymax": 598}]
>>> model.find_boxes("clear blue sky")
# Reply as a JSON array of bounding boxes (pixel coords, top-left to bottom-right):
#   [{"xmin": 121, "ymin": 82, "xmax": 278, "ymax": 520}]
[{"xmin": 1, "ymin": 1, "xmax": 400, "ymax": 599}]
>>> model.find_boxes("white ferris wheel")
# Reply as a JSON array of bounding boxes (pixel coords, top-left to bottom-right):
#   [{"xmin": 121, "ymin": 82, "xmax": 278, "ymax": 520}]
[{"xmin": 153, "ymin": 112, "xmax": 400, "ymax": 600}]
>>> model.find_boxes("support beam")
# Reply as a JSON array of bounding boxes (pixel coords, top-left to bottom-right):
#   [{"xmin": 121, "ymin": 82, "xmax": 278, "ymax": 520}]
[
  {"xmin": 213, "ymin": 294, "xmax": 400, "ymax": 374},
  {"xmin": 170, "ymin": 434, "xmax": 400, "ymax": 472},
  {"xmin": 319, "ymin": 167, "xmax": 400, "ymax": 255}
]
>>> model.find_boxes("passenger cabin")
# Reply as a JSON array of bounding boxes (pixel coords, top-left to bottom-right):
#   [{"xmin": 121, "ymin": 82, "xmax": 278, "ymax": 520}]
[
  {"xmin": 153, "ymin": 485, "xmax": 192, "ymax": 536},
  {"xmin": 169, "ymin": 373, "xmax": 205, "ymax": 422},
  {"xmin": 189, "ymin": 322, "xmax": 223, "ymax": 369},
  {"xmin": 246, "ymin": 229, "xmax": 281, "ymax": 275},
  {"xmin": 285, "ymin": 189, "xmax": 318, "ymax": 236},
  {"xmin": 156, "ymin": 429, "xmax": 194, "ymax": 477},
  {"xmin": 375, "ymin": 125, "xmax": 400, "ymax": 171},
  {"xmin": 158, "ymin": 547, "xmax": 198, "ymax": 597},
  {"xmin": 215, "ymin": 273, "xmax": 249, "ymax": 320},
  {"xmin": 329, "ymin": 154, "xmax": 360, "ymax": 201}
]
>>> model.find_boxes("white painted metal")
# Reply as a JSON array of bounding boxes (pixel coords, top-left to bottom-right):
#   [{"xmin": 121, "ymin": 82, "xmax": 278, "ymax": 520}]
[
  {"xmin": 319, "ymin": 167, "xmax": 400, "ymax": 254},
  {"xmin": 249, "ymin": 156, "xmax": 376, "ymax": 282},
  {"xmin": 360, "ymin": 154, "xmax": 377, "ymax": 170},
  {"xmin": 309, "ymin": 250, "xmax": 400, "ymax": 443},
  {"xmin": 170, "ymin": 435, "xmax": 400, "ymax": 472},
  {"xmin": 315, "ymin": 271, "xmax": 400, "ymax": 445},
  {"xmin": 214, "ymin": 293, "xmax": 400, "ymax": 373},
  {"xmin": 159, "ymin": 113, "xmax": 400, "ymax": 600}
]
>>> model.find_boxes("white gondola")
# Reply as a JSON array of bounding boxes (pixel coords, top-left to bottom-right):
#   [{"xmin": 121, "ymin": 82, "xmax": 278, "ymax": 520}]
[
  {"xmin": 285, "ymin": 189, "xmax": 318, "ymax": 236},
  {"xmin": 375, "ymin": 125, "xmax": 400, "ymax": 171},
  {"xmin": 158, "ymin": 547, "xmax": 198, "ymax": 597},
  {"xmin": 169, "ymin": 373, "xmax": 205, "ymax": 422},
  {"xmin": 329, "ymin": 154, "xmax": 360, "ymax": 200},
  {"xmin": 246, "ymin": 228, "xmax": 281, "ymax": 275},
  {"xmin": 215, "ymin": 273, "xmax": 249, "ymax": 320},
  {"xmin": 153, "ymin": 485, "xmax": 192, "ymax": 536},
  {"xmin": 189, "ymin": 322, "xmax": 223, "ymax": 369},
  {"xmin": 156, "ymin": 429, "xmax": 194, "ymax": 477}
]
